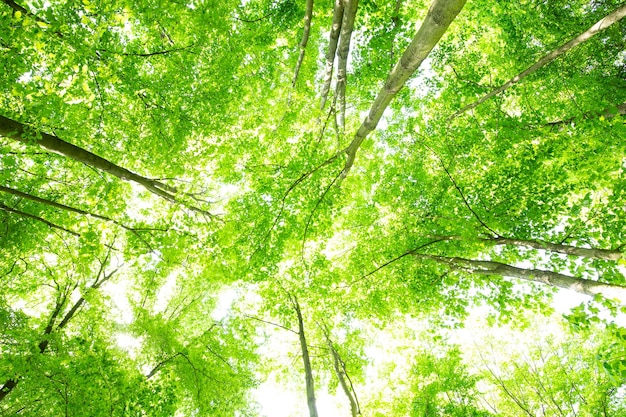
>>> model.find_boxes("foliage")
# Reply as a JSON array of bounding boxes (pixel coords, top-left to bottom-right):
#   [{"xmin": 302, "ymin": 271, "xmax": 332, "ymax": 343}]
[{"xmin": 1, "ymin": 0, "xmax": 626, "ymax": 415}]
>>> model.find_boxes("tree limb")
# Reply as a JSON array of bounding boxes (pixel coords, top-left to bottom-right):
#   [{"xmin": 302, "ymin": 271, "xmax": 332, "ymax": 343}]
[
  {"xmin": 292, "ymin": 0, "xmax": 315, "ymax": 88},
  {"xmin": 0, "ymin": 201, "xmax": 80, "ymax": 237},
  {"xmin": 448, "ymin": 5, "xmax": 626, "ymax": 120},
  {"xmin": 341, "ymin": 0, "xmax": 466, "ymax": 178},
  {"xmin": 291, "ymin": 295, "xmax": 319, "ymax": 417},
  {"xmin": 335, "ymin": 0, "xmax": 360, "ymax": 131},
  {"xmin": 320, "ymin": 0, "xmax": 345, "ymax": 109},
  {"xmin": 415, "ymin": 253, "xmax": 626, "ymax": 303}
]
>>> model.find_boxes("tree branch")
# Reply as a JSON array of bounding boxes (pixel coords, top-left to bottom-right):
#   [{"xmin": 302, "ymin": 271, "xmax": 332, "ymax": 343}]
[
  {"xmin": 292, "ymin": 0, "xmax": 314, "ymax": 88},
  {"xmin": 448, "ymin": 5, "xmax": 626, "ymax": 120},
  {"xmin": 341, "ymin": 0, "xmax": 466, "ymax": 178}
]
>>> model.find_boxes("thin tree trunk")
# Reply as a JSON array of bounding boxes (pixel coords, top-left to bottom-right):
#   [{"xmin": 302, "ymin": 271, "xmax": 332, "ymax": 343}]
[
  {"xmin": 433, "ymin": 235, "xmax": 624, "ymax": 261},
  {"xmin": 0, "ymin": 115, "xmax": 178, "ymax": 202},
  {"xmin": 448, "ymin": 4, "xmax": 626, "ymax": 120},
  {"xmin": 293, "ymin": 0, "xmax": 315, "ymax": 88},
  {"xmin": 341, "ymin": 0, "xmax": 466, "ymax": 178},
  {"xmin": 321, "ymin": 326, "xmax": 359, "ymax": 417},
  {"xmin": 320, "ymin": 0, "xmax": 345, "ymax": 109},
  {"xmin": 416, "ymin": 254, "xmax": 626, "ymax": 303},
  {"xmin": 335, "ymin": 0, "xmax": 360, "ymax": 131},
  {"xmin": 0, "ymin": 201, "xmax": 80, "ymax": 236},
  {"xmin": 293, "ymin": 297, "xmax": 319, "ymax": 417}
]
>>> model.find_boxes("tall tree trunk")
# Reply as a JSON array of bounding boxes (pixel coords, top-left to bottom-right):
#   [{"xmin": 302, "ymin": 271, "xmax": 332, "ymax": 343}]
[
  {"xmin": 0, "ymin": 115, "xmax": 178, "ymax": 202},
  {"xmin": 293, "ymin": 297, "xmax": 319, "ymax": 417},
  {"xmin": 335, "ymin": 0, "xmax": 360, "ymax": 131},
  {"xmin": 448, "ymin": 4, "xmax": 626, "ymax": 120},
  {"xmin": 416, "ymin": 254, "xmax": 626, "ymax": 303},
  {"xmin": 341, "ymin": 0, "xmax": 466, "ymax": 178},
  {"xmin": 320, "ymin": 0, "xmax": 345, "ymax": 110},
  {"xmin": 434, "ymin": 235, "xmax": 624, "ymax": 261},
  {"xmin": 292, "ymin": 0, "xmax": 315, "ymax": 87}
]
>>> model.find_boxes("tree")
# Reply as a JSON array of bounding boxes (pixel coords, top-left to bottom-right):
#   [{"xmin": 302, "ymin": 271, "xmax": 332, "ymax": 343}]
[{"xmin": 2, "ymin": 0, "xmax": 626, "ymax": 415}]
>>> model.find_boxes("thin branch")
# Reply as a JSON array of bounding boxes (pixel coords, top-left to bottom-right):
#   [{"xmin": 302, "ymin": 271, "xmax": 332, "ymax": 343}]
[
  {"xmin": 345, "ymin": 239, "xmax": 446, "ymax": 287},
  {"xmin": 448, "ymin": 5, "xmax": 626, "ymax": 120},
  {"xmin": 96, "ymin": 44, "xmax": 195, "ymax": 58},
  {"xmin": 243, "ymin": 313, "xmax": 299, "ymax": 335},
  {"xmin": 0, "ymin": 201, "xmax": 80, "ymax": 237}
]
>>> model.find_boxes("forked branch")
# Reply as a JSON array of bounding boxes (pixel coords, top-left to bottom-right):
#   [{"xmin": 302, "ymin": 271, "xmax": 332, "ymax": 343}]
[{"xmin": 341, "ymin": 0, "xmax": 466, "ymax": 178}]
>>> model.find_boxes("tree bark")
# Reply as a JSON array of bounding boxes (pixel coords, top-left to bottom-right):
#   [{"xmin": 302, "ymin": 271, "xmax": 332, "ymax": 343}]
[
  {"xmin": 544, "ymin": 102, "xmax": 626, "ymax": 128},
  {"xmin": 320, "ymin": 0, "xmax": 345, "ymax": 110},
  {"xmin": 321, "ymin": 326, "xmax": 359, "ymax": 417},
  {"xmin": 448, "ymin": 4, "xmax": 626, "ymax": 120},
  {"xmin": 293, "ymin": 297, "xmax": 319, "ymax": 417},
  {"xmin": 341, "ymin": 0, "xmax": 466, "ymax": 178},
  {"xmin": 292, "ymin": 0, "xmax": 315, "ymax": 88},
  {"xmin": 434, "ymin": 235, "xmax": 624, "ymax": 261},
  {"xmin": 0, "ymin": 115, "xmax": 178, "ymax": 202},
  {"xmin": 335, "ymin": 0, "xmax": 360, "ymax": 131},
  {"xmin": 416, "ymin": 254, "xmax": 626, "ymax": 303},
  {"xmin": 0, "ymin": 185, "xmax": 135, "ymax": 230}
]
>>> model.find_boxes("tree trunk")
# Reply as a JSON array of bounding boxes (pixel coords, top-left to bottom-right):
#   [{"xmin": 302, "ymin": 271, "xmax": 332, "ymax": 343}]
[
  {"xmin": 322, "ymin": 326, "xmax": 359, "ymax": 417},
  {"xmin": 448, "ymin": 4, "xmax": 626, "ymax": 120},
  {"xmin": 341, "ymin": 0, "xmax": 466, "ymax": 178},
  {"xmin": 0, "ymin": 115, "xmax": 178, "ymax": 202},
  {"xmin": 293, "ymin": 297, "xmax": 319, "ymax": 417},
  {"xmin": 416, "ymin": 254, "xmax": 626, "ymax": 303},
  {"xmin": 320, "ymin": 0, "xmax": 344, "ymax": 110},
  {"xmin": 434, "ymin": 235, "xmax": 624, "ymax": 261},
  {"xmin": 335, "ymin": 0, "xmax": 359, "ymax": 131},
  {"xmin": 292, "ymin": 0, "xmax": 315, "ymax": 87}
]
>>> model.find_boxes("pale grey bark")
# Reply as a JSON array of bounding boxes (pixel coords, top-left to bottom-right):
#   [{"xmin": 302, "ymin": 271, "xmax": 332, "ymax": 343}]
[
  {"xmin": 320, "ymin": 0, "xmax": 345, "ymax": 109},
  {"xmin": 336, "ymin": 0, "xmax": 360, "ymax": 130},
  {"xmin": 321, "ymin": 326, "xmax": 359, "ymax": 417},
  {"xmin": 449, "ymin": 4, "xmax": 626, "ymax": 120},
  {"xmin": 341, "ymin": 0, "xmax": 466, "ymax": 178},
  {"xmin": 434, "ymin": 235, "xmax": 624, "ymax": 261},
  {"xmin": 293, "ymin": 297, "xmax": 319, "ymax": 417},
  {"xmin": 293, "ymin": 0, "xmax": 315, "ymax": 88},
  {"xmin": 417, "ymin": 254, "xmax": 626, "ymax": 303}
]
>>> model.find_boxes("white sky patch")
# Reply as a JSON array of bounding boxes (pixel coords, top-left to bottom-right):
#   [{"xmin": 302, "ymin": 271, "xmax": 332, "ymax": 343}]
[
  {"xmin": 102, "ymin": 275, "xmax": 135, "ymax": 324},
  {"xmin": 407, "ymin": 56, "xmax": 436, "ymax": 99},
  {"xmin": 211, "ymin": 287, "xmax": 238, "ymax": 321},
  {"xmin": 154, "ymin": 271, "xmax": 178, "ymax": 314},
  {"xmin": 115, "ymin": 333, "xmax": 142, "ymax": 358}
]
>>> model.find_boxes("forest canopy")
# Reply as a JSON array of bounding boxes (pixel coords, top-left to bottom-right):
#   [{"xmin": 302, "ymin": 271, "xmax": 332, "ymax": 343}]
[{"xmin": 1, "ymin": 0, "xmax": 626, "ymax": 415}]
